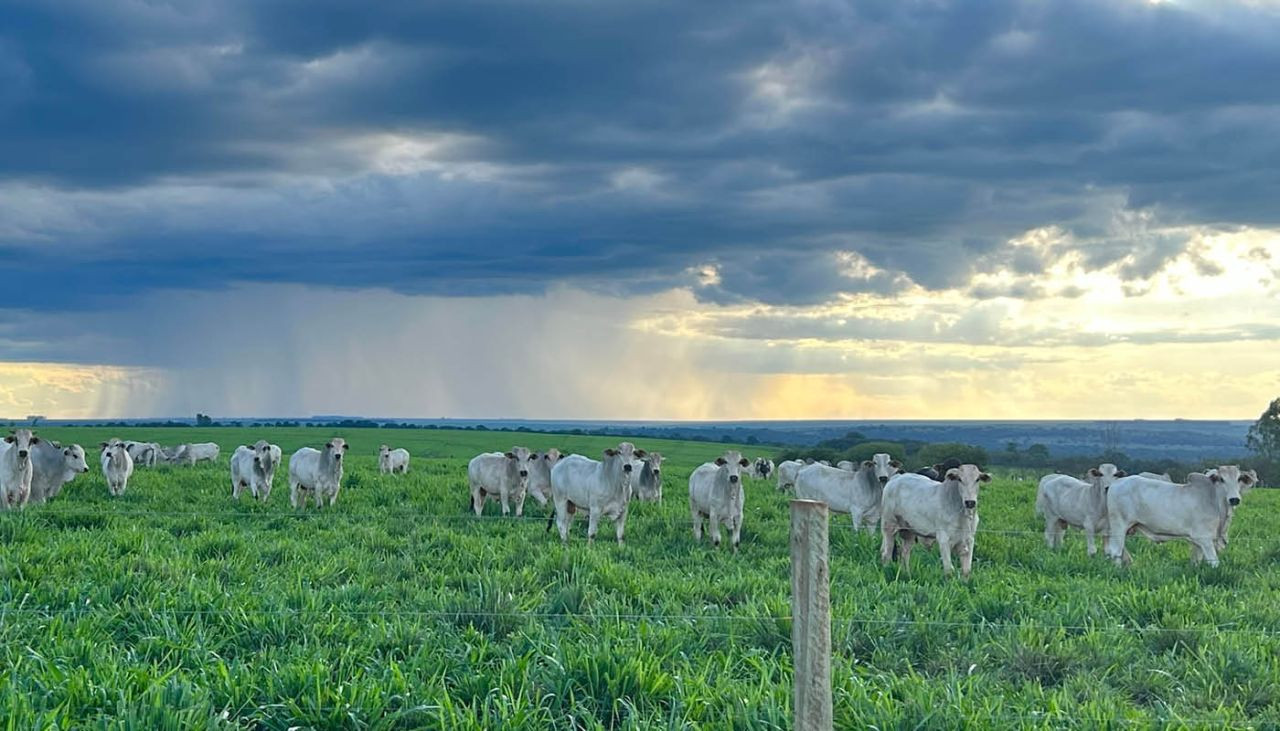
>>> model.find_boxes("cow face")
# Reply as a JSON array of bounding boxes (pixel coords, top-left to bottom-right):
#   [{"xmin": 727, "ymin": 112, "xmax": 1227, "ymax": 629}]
[
  {"xmin": 99, "ymin": 440, "xmax": 130, "ymax": 466},
  {"xmin": 379, "ymin": 444, "xmax": 390, "ymax": 457},
  {"xmin": 63, "ymin": 444, "xmax": 89, "ymax": 473},
  {"xmin": 866, "ymin": 453, "xmax": 900, "ymax": 485},
  {"xmin": 253, "ymin": 440, "xmax": 275, "ymax": 469},
  {"xmin": 5, "ymin": 429, "xmax": 37, "ymax": 462},
  {"xmin": 1210, "ymin": 465, "xmax": 1247, "ymax": 507},
  {"xmin": 325, "ymin": 438, "xmax": 349, "ymax": 463},
  {"xmin": 753, "ymin": 458, "xmax": 772, "ymax": 479},
  {"xmin": 943, "ymin": 464, "xmax": 990, "ymax": 510},
  {"xmin": 714, "ymin": 450, "xmax": 750, "ymax": 486},
  {"xmin": 1088, "ymin": 463, "xmax": 1126, "ymax": 492},
  {"xmin": 631, "ymin": 451, "xmax": 664, "ymax": 501},
  {"xmin": 504, "ymin": 446, "xmax": 536, "ymax": 482}
]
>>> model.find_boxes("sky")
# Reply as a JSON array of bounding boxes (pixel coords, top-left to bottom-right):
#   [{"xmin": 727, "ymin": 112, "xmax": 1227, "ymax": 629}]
[{"xmin": 1, "ymin": 0, "xmax": 1277, "ymax": 420}]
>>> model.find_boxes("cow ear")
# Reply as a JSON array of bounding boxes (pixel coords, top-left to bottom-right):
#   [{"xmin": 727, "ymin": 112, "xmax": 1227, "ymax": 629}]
[
  {"xmin": 1115, "ymin": 470, "xmax": 1127, "ymax": 478},
  {"xmin": 635, "ymin": 449, "xmax": 647, "ymax": 458},
  {"xmin": 739, "ymin": 458, "xmax": 750, "ymax": 467},
  {"xmin": 979, "ymin": 472, "xmax": 992, "ymax": 483},
  {"xmin": 1089, "ymin": 468, "xmax": 1102, "ymax": 477},
  {"xmin": 63, "ymin": 448, "xmax": 71, "ymax": 456},
  {"xmin": 604, "ymin": 448, "xmax": 617, "ymax": 457},
  {"xmin": 98, "ymin": 441, "xmax": 108, "ymax": 448},
  {"xmin": 325, "ymin": 442, "xmax": 333, "ymax": 449},
  {"xmin": 715, "ymin": 457, "xmax": 727, "ymax": 466},
  {"xmin": 505, "ymin": 451, "xmax": 516, "ymax": 459},
  {"xmin": 1241, "ymin": 473, "xmax": 1255, "ymax": 485},
  {"xmin": 342, "ymin": 443, "xmax": 348, "ymax": 450},
  {"xmin": 1210, "ymin": 473, "xmax": 1224, "ymax": 484},
  {"xmin": 3, "ymin": 436, "xmax": 13, "ymax": 444},
  {"xmin": 890, "ymin": 460, "xmax": 901, "ymax": 468},
  {"xmin": 29, "ymin": 436, "xmax": 39, "ymax": 444}
]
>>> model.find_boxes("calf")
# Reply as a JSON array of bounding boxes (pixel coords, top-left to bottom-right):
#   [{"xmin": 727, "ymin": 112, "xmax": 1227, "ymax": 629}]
[
  {"xmin": 378, "ymin": 445, "xmax": 411, "ymax": 475},
  {"xmin": 186, "ymin": 442, "xmax": 220, "ymax": 463},
  {"xmin": 289, "ymin": 438, "xmax": 348, "ymax": 509},
  {"xmin": 795, "ymin": 453, "xmax": 901, "ymax": 534},
  {"xmin": 99, "ymin": 440, "xmax": 134, "ymax": 497},
  {"xmin": 469, "ymin": 447, "xmax": 538, "ymax": 516},
  {"xmin": 751, "ymin": 458, "xmax": 774, "ymax": 482},
  {"xmin": 688, "ymin": 450, "xmax": 750, "ymax": 551},
  {"xmin": 125, "ymin": 441, "xmax": 160, "ymax": 468},
  {"xmin": 1105, "ymin": 468, "xmax": 1248, "ymax": 567},
  {"xmin": 631, "ymin": 451, "xmax": 664, "ymax": 502},
  {"xmin": 231, "ymin": 440, "xmax": 282, "ymax": 502},
  {"xmin": 880, "ymin": 464, "xmax": 990, "ymax": 579},
  {"xmin": 0, "ymin": 429, "xmax": 40, "ymax": 509},
  {"xmin": 775, "ymin": 460, "xmax": 803, "ymax": 492},
  {"xmin": 548, "ymin": 442, "xmax": 641, "ymax": 544},
  {"xmin": 1035, "ymin": 464, "xmax": 1126, "ymax": 556},
  {"xmin": 28, "ymin": 441, "xmax": 89, "ymax": 504},
  {"xmin": 526, "ymin": 448, "xmax": 566, "ymax": 510}
]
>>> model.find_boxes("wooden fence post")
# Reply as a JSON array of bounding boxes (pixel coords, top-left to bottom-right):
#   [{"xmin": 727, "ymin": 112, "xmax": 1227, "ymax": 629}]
[{"xmin": 790, "ymin": 499, "xmax": 832, "ymax": 731}]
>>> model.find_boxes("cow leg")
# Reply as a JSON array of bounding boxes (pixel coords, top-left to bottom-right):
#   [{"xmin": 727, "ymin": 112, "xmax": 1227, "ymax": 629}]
[
  {"xmin": 289, "ymin": 480, "xmax": 300, "ymax": 509},
  {"xmin": 958, "ymin": 538, "xmax": 974, "ymax": 579},
  {"xmin": 709, "ymin": 512, "xmax": 722, "ymax": 549},
  {"xmin": 899, "ymin": 533, "xmax": 916, "ymax": 575},
  {"xmin": 615, "ymin": 510, "xmax": 627, "ymax": 546},
  {"xmin": 1084, "ymin": 522, "xmax": 1098, "ymax": 556},
  {"xmin": 499, "ymin": 486, "xmax": 510, "ymax": 516},
  {"xmin": 328, "ymin": 486, "xmax": 339, "ymax": 507},
  {"xmin": 690, "ymin": 504, "xmax": 703, "ymax": 542},
  {"xmin": 938, "ymin": 531, "xmax": 955, "ymax": 576},
  {"xmin": 261, "ymin": 482, "xmax": 271, "ymax": 502},
  {"xmin": 879, "ymin": 521, "xmax": 896, "ymax": 565},
  {"xmin": 232, "ymin": 478, "xmax": 241, "ymax": 500},
  {"xmin": 731, "ymin": 518, "xmax": 741, "ymax": 553},
  {"xmin": 472, "ymin": 486, "xmax": 486, "ymax": 516},
  {"xmin": 1105, "ymin": 517, "xmax": 1128, "ymax": 566},
  {"xmin": 586, "ymin": 510, "xmax": 599, "ymax": 545},
  {"xmin": 515, "ymin": 491, "xmax": 526, "ymax": 517},
  {"xmin": 1192, "ymin": 536, "xmax": 1219, "ymax": 567}
]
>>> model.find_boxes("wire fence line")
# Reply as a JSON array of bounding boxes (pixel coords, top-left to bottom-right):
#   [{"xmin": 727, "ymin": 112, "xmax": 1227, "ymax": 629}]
[{"xmin": 1, "ymin": 605, "xmax": 1279, "ymax": 640}]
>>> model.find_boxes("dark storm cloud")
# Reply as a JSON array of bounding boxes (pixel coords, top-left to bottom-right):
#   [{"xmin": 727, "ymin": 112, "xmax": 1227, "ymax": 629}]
[{"xmin": 5, "ymin": 0, "xmax": 1280, "ymax": 316}]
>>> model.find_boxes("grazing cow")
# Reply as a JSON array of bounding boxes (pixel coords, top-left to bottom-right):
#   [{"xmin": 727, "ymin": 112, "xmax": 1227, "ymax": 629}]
[
  {"xmin": 1137, "ymin": 471, "xmax": 1173, "ymax": 482},
  {"xmin": 688, "ymin": 450, "xmax": 750, "ymax": 551},
  {"xmin": 1105, "ymin": 467, "xmax": 1250, "ymax": 567},
  {"xmin": 796, "ymin": 453, "xmax": 902, "ymax": 534},
  {"xmin": 99, "ymin": 440, "xmax": 134, "ymax": 497},
  {"xmin": 289, "ymin": 439, "xmax": 348, "ymax": 509},
  {"xmin": 1035, "ymin": 464, "xmax": 1127, "ymax": 556},
  {"xmin": 547, "ymin": 442, "xmax": 641, "ymax": 544},
  {"xmin": 751, "ymin": 458, "xmax": 774, "ymax": 482},
  {"xmin": 880, "ymin": 464, "xmax": 990, "ymax": 579},
  {"xmin": 231, "ymin": 440, "xmax": 282, "ymax": 502},
  {"xmin": 836, "ymin": 460, "xmax": 856, "ymax": 472},
  {"xmin": 916, "ymin": 457, "xmax": 963, "ymax": 482},
  {"xmin": 160, "ymin": 444, "xmax": 192, "ymax": 465},
  {"xmin": 631, "ymin": 451, "xmax": 664, "ymax": 502},
  {"xmin": 378, "ymin": 445, "xmax": 411, "ymax": 475},
  {"xmin": 28, "ymin": 441, "xmax": 89, "ymax": 504},
  {"xmin": 526, "ymin": 448, "xmax": 566, "ymax": 509},
  {"xmin": 186, "ymin": 442, "xmax": 220, "ymax": 463},
  {"xmin": 0, "ymin": 429, "xmax": 40, "ymax": 509},
  {"xmin": 469, "ymin": 447, "xmax": 538, "ymax": 516},
  {"xmin": 125, "ymin": 441, "xmax": 160, "ymax": 468},
  {"xmin": 776, "ymin": 460, "xmax": 803, "ymax": 491}
]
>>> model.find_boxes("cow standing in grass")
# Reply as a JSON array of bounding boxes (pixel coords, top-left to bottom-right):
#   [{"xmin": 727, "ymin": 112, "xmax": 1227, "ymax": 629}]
[
  {"xmin": 688, "ymin": 450, "xmax": 750, "ymax": 552},
  {"xmin": 775, "ymin": 460, "xmax": 803, "ymax": 491},
  {"xmin": 548, "ymin": 442, "xmax": 640, "ymax": 545},
  {"xmin": 1035, "ymin": 464, "xmax": 1127, "ymax": 556},
  {"xmin": 231, "ymin": 440, "xmax": 282, "ymax": 502},
  {"xmin": 796, "ymin": 453, "xmax": 900, "ymax": 534},
  {"xmin": 469, "ymin": 447, "xmax": 538, "ymax": 516},
  {"xmin": 289, "ymin": 439, "xmax": 347, "ymax": 509},
  {"xmin": 631, "ymin": 451, "xmax": 664, "ymax": 502},
  {"xmin": 0, "ymin": 429, "xmax": 40, "ymax": 509},
  {"xmin": 1106, "ymin": 467, "xmax": 1250, "ymax": 567},
  {"xmin": 881, "ymin": 464, "xmax": 990, "ymax": 579},
  {"xmin": 28, "ymin": 441, "xmax": 89, "ymax": 504},
  {"xmin": 525, "ymin": 448, "xmax": 566, "ymax": 511},
  {"xmin": 100, "ymin": 439, "xmax": 134, "ymax": 497},
  {"xmin": 379, "ymin": 445, "xmax": 411, "ymax": 475}
]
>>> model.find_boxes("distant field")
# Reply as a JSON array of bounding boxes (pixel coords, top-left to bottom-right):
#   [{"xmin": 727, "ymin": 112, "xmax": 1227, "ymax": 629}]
[{"xmin": 1, "ymin": 427, "xmax": 1277, "ymax": 728}]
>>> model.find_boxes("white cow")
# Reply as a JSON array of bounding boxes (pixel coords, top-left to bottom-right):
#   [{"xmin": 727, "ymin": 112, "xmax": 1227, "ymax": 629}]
[
  {"xmin": 231, "ymin": 440, "xmax": 282, "ymax": 502},
  {"xmin": 836, "ymin": 460, "xmax": 856, "ymax": 472},
  {"xmin": 0, "ymin": 429, "xmax": 40, "ymax": 509},
  {"xmin": 796, "ymin": 453, "xmax": 901, "ymax": 534},
  {"xmin": 28, "ymin": 441, "xmax": 89, "ymax": 504},
  {"xmin": 751, "ymin": 458, "xmax": 774, "ymax": 482},
  {"xmin": 289, "ymin": 438, "xmax": 348, "ymax": 509},
  {"xmin": 1211, "ymin": 467, "xmax": 1258, "ymax": 551},
  {"xmin": 880, "ymin": 464, "xmax": 990, "ymax": 579},
  {"xmin": 776, "ymin": 460, "xmax": 803, "ymax": 492},
  {"xmin": 99, "ymin": 440, "xmax": 134, "ymax": 497},
  {"xmin": 688, "ymin": 450, "xmax": 750, "ymax": 552},
  {"xmin": 186, "ymin": 442, "xmax": 220, "ymax": 463},
  {"xmin": 526, "ymin": 448, "xmax": 566, "ymax": 510},
  {"xmin": 548, "ymin": 442, "xmax": 641, "ymax": 544},
  {"xmin": 125, "ymin": 441, "xmax": 160, "ymax": 468},
  {"xmin": 161, "ymin": 444, "xmax": 192, "ymax": 466},
  {"xmin": 469, "ymin": 447, "xmax": 538, "ymax": 516},
  {"xmin": 1035, "ymin": 464, "xmax": 1127, "ymax": 556},
  {"xmin": 631, "ymin": 451, "xmax": 664, "ymax": 502},
  {"xmin": 1105, "ymin": 467, "xmax": 1250, "ymax": 567},
  {"xmin": 378, "ymin": 444, "xmax": 411, "ymax": 475},
  {"xmin": 1137, "ymin": 471, "xmax": 1173, "ymax": 482}
]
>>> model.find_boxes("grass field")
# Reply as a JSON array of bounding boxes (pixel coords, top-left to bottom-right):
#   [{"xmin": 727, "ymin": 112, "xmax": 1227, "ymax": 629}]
[{"xmin": 1, "ymin": 426, "xmax": 1278, "ymax": 729}]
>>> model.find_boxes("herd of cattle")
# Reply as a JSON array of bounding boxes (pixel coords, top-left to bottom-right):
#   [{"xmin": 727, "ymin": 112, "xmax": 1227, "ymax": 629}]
[{"xmin": 0, "ymin": 429, "xmax": 1261, "ymax": 577}]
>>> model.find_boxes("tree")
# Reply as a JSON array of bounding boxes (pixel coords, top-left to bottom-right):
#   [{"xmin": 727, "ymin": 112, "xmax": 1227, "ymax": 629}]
[
  {"xmin": 844, "ymin": 441, "xmax": 906, "ymax": 464},
  {"xmin": 1246, "ymin": 398, "xmax": 1280, "ymax": 473},
  {"xmin": 1025, "ymin": 443, "xmax": 1051, "ymax": 466},
  {"xmin": 195, "ymin": 413, "xmax": 213, "ymax": 427},
  {"xmin": 913, "ymin": 442, "xmax": 989, "ymax": 470}
]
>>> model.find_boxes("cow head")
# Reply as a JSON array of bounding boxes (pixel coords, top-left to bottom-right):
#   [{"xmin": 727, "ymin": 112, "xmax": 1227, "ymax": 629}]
[
  {"xmin": 714, "ymin": 450, "xmax": 751, "ymax": 486},
  {"xmin": 1087, "ymin": 463, "xmax": 1126, "ymax": 492},
  {"xmin": 630, "ymin": 451, "xmax": 664, "ymax": 501},
  {"xmin": 63, "ymin": 444, "xmax": 89, "ymax": 473},
  {"xmin": 753, "ymin": 458, "xmax": 772, "ymax": 479},
  {"xmin": 942, "ymin": 464, "xmax": 990, "ymax": 510},
  {"xmin": 864, "ymin": 453, "xmax": 901, "ymax": 485},
  {"xmin": 504, "ymin": 446, "xmax": 536, "ymax": 483},
  {"xmin": 324, "ymin": 438, "xmax": 349, "ymax": 463},
  {"xmin": 5, "ymin": 429, "xmax": 38, "ymax": 462},
  {"xmin": 1204, "ymin": 465, "xmax": 1247, "ymax": 507},
  {"xmin": 540, "ymin": 448, "xmax": 564, "ymax": 469},
  {"xmin": 252, "ymin": 439, "xmax": 275, "ymax": 470},
  {"xmin": 99, "ymin": 440, "xmax": 130, "ymax": 466},
  {"xmin": 379, "ymin": 444, "xmax": 390, "ymax": 457}
]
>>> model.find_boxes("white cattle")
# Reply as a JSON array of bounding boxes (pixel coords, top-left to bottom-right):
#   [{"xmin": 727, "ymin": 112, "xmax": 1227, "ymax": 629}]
[
  {"xmin": 469, "ymin": 447, "xmax": 538, "ymax": 516},
  {"xmin": 378, "ymin": 445, "xmax": 411, "ymax": 475},
  {"xmin": 880, "ymin": 464, "xmax": 990, "ymax": 579},
  {"xmin": 28, "ymin": 441, "xmax": 89, "ymax": 504},
  {"xmin": 548, "ymin": 442, "xmax": 640, "ymax": 544},
  {"xmin": 796, "ymin": 453, "xmax": 901, "ymax": 534},
  {"xmin": 751, "ymin": 458, "xmax": 774, "ymax": 482},
  {"xmin": 836, "ymin": 460, "xmax": 856, "ymax": 472},
  {"xmin": 1202, "ymin": 467, "xmax": 1257, "ymax": 551},
  {"xmin": 231, "ymin": 440, "xmax": 282, "ymax": 502},
  {"xmin": 526, "ymin": 448, "xmax": 566, "ymax": 509},
  {"xmin": 289, "ymin": 438, "xmax": 348, "ymax": 509},
  {"xmin": 99, "ymin": 440, "xmax": 134, "ymax": 497},
  {"xmin": 1137, "ymin": 471, "xmax": 1173, "ymax": 482},
  {"xmin": 1035, "ymin": 464, "xmax": 1127, "ymax": 556},
  {"xmin": 1105, "ymin": 467, "xmax": 1251, "ymax": 567},
  {"xmin": 631, "ymin": 451, "xmax": 664, "ymax": 502},
  {"xmin": 688, "ymin": 450, "xmax": 750, "ymax": 551},
  {"xmin": 186, "ymin": 442, "xmax": 220, "ymax": 463},
  {"xmin": 125, "ymin": 441, "xmax": 160, "ymax": 467},
  {"xmin": 776, "ymin": 460, "xmax": 803, "ymax": 491},
  {"xmin": 0, "ymin": 429, "xmax": 40, "ymax": 509},
  {"xmin": 160, "ymin": 444, "xmax": 192, "ymax": 466}
]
